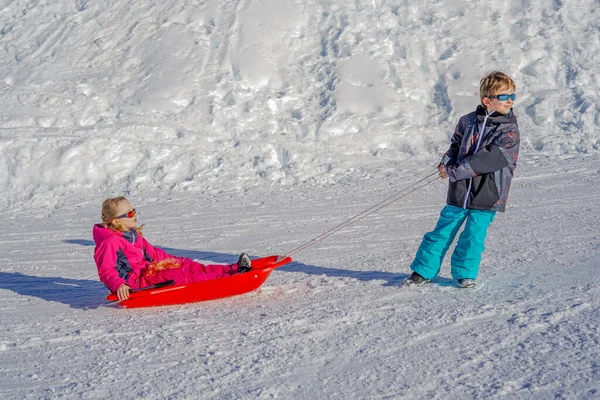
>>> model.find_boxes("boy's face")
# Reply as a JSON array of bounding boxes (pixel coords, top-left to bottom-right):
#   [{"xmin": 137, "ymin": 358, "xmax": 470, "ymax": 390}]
[{"xmin": 483, "ymin": 85, "xmax": 515, "ymax": 115}]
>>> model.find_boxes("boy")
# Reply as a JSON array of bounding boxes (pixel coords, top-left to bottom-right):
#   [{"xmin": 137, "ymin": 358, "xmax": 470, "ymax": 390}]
[{"xmin": 405, "ymin": 71, "xmax": 520, "ymax": 288}]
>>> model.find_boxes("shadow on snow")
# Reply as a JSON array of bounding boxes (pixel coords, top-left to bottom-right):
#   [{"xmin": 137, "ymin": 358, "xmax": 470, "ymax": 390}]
[
  {"xmin": 0, "ymin": 272, "xmax": 106, "ymax": 310},
  {"xmin": 0, "ymin": 240, "xmax": 410, "ymax": 309},
  {"xmin": 159, "ymin": 245, "xmax": 411, "ymax": 287}
]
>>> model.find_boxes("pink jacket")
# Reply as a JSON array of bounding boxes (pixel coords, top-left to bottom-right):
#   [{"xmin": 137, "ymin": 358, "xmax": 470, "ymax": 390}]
[{"xmin": 92, "ymin": 224, "xmax": 237, "ymax": 293}]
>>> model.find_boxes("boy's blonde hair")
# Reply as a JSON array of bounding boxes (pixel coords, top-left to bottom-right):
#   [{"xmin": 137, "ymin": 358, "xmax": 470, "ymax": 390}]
[
  {"xmin": 101, "ymin": 196, "xmax": 143, "ymax": 233},
  {"xmin": 479, "ymin": 71, "xmax": 516, "ymax": 105}
]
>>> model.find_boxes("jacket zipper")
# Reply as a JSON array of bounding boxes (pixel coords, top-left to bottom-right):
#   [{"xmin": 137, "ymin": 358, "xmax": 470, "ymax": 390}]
[{"xmin": 462, "ymin": 112, "xmax": 492, "ymax": 208}]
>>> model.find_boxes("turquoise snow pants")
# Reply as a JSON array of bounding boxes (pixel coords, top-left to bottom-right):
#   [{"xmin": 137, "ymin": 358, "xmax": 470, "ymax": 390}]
[{"xmin": 410, "ymin": 205, "xmax": 496, "ymax": 280}]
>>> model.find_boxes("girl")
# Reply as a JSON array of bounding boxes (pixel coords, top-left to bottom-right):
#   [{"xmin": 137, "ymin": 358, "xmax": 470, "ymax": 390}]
[{"xmin": 93, "ymin": 196, "xmax": 252, "ymax": 300}]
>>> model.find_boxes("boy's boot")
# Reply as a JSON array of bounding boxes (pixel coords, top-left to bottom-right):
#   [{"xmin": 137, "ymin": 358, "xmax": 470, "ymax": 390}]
[
  {"xmin": 458, "ymin": 278, "xmax": 476, "ymax": 288},
  {"xmin": 403, "ymin": 271, "xmax": 430, "ymax": 287},
  {"xmin": 237, "ymin": 253, "xmax": 252, "ymax": 273}
]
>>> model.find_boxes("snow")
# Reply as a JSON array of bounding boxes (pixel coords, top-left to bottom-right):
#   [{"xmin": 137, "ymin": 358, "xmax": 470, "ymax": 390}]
[{"xmin": 0, "ymin": 0, "xmax": 599, "ymax": 398}]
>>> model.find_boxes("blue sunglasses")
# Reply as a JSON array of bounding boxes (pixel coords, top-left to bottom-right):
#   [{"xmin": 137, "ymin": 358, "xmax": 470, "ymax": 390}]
[{"xmin": 491, "ymin": 94, "xmax": 516, "ymax": 101}]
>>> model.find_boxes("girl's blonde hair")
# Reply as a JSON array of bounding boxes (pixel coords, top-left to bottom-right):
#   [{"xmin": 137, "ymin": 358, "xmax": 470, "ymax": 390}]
[
  {"xmin": 479, "ymin": 71, "xmax": 516, "ymax": 105},
  {"xmin": 101, "ymin": 196, "xmax": 144, "ymax": 233}
]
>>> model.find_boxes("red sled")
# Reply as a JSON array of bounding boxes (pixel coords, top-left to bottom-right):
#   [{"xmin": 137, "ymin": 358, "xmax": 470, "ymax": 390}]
[{"xmin": 105, "ymin": 255, "xmax": 292, "ymax": 308}]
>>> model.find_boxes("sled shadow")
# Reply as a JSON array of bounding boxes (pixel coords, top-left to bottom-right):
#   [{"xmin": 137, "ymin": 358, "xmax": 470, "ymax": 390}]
[
  {"xmin": 151, "ymin": 244, "xmax": 409, "ymax": 285},
  {"xmin": 279, "ymin": 261, "xmax": 409, "ymax": 286},
  {"xmin": 159, "ymin": 246, "xmax": 243, "ymax": 264},
  {"xmin": 158, "ymin": 245, "xmax": 409, "ymax": 286},
  {"xmin": 0, "ymin": 272, "xmax": 106, "ymax": 310},
  {"xmin": 63, "ymin": 239, "xmax": 242, "ymax": 264}
]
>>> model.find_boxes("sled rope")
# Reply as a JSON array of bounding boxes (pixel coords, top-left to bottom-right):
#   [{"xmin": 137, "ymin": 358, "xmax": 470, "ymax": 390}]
[{"xmin": 285, "ymin": 171, "xmax": 440, "ymax": 257}]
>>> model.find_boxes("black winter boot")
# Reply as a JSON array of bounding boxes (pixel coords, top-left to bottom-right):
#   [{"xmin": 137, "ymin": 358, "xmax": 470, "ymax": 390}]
[
  {"xmin": 237, "ymin": 253, "xmax": 252, "ymax": 274},
  {"xmin": 403, "ymin": 272, "xmax": 430, "ymax": 287}
]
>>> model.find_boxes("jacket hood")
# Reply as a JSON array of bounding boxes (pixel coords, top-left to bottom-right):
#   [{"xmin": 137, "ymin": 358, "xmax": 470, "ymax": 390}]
[
  {"xmin": 93, "ymin": 223, "xmax": 119, "ymax": 245},
  {"xmin": 93, "ymin": 224, "xmax": 139, "ymax": 245}
]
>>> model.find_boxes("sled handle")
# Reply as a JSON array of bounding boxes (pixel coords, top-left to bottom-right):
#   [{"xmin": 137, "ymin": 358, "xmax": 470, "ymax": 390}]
[{"xmin": 130, "ymin": 280, "xmax": 175, "ymax": 293}]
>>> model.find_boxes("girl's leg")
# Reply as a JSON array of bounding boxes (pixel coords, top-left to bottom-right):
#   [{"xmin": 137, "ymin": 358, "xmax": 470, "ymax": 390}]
[
  {"xmin": 410, "ymin": 205, "xmax": 468, "ymax": 280},
  {"xmin": 184, "ymin": 261, "xmax": 238, "ymax": 283},
  {"xmin": 143, "ymin": 261, "xmax": 238, "ymax": 286},
  {"xmin": 450, "ymin": 210, "xmax": 496, "ymax": 280}
]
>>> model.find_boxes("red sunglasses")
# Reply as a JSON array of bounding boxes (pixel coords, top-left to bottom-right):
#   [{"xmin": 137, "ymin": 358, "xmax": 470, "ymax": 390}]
[{"xmin": 115, "ymin": 209, "xmax": 136, "ymax": 219}]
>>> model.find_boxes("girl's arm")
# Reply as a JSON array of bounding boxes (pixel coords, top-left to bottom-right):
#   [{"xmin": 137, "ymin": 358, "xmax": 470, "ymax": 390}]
[
  {"xmin": 94, "ymin": 239, "xmax": 128, "ymax": 294},
  {"xmin": 140, "ymin": 236, "xmax": 178, "ymax": 262}
]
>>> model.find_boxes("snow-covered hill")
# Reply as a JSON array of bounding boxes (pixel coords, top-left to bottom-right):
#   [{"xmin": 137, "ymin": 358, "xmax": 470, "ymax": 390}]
[
  {"xmin": 1, "ymin": 1, "xmax": 599, "ymax": 399},
  {"xmin": 1, "ymin": 0, "xmax": 598, "ymax": 210}
]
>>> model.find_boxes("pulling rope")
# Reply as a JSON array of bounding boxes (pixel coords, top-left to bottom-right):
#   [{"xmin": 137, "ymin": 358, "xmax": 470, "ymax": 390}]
[{"xmin": 284, "ymin": 171, "xmax": 441, "ymax": 257}]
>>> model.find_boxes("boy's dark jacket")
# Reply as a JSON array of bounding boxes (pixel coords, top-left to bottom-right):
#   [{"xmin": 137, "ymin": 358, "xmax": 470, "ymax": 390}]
[{"xmin": 440, "ymin": 105, "xmax": 519, "ymax": 212}]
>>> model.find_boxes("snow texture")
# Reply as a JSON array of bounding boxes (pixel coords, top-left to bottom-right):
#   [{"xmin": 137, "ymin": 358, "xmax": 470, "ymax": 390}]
[{"xmin": 1, "ymin": 0, "xmax": 599, "ymax": 399}]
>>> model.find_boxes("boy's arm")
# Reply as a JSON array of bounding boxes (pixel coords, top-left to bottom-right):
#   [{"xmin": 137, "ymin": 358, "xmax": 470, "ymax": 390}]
[
  {"xmin": 447, "ymin": 124, "xmax": 520, "ymax": 182},
  {"xmin": 440, "ymin": 119, "xmax": 464, "ymax": 167}
]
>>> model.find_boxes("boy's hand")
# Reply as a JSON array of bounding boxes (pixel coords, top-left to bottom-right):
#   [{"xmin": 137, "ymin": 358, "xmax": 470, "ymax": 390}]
[
  {"xmin": 438, "ymin": 164, "xmax": 448, "ymax": 179},
  {"xmin": 117, "ymin": 284, "xmax": 131, "ymax": 300}
]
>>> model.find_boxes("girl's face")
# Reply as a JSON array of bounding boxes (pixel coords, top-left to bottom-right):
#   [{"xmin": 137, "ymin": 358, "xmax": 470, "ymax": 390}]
[{"xmin": 113, "ymin": 199, "xmax": 138, "ymax": 229}]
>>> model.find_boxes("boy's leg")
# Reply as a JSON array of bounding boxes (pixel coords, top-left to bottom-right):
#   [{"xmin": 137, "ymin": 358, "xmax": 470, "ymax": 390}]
[
  {"xmin": 410, "ymin": 205, "xmax": 468, "ymax": 280},
  {"xmin": 450, "ymin": 210, "xmax": 496, "ymax": 280}
]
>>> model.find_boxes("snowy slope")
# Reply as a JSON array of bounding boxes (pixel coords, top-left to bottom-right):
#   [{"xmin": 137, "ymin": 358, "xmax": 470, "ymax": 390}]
[
  {"xmin": 1, "ymin": 156, "xmax": 599, "ymax": 399},
  {"xmin": 1, "ymin": 0, "xmax": 599, "ymax": 210},
  {"xmin": 1, "ymin": 0, "xmax": 600, "ymax": 399}
]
